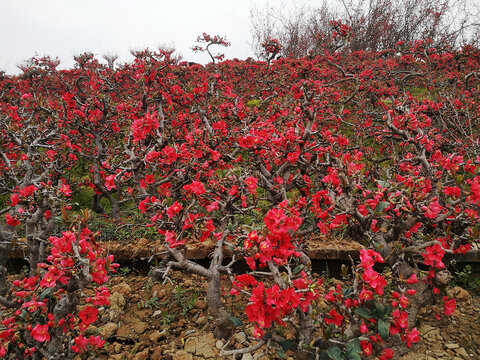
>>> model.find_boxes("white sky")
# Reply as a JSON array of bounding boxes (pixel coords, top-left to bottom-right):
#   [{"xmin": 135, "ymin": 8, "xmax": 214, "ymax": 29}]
[{"xmin": 0, "ymin": 0, "xmax": 312, "ymax": 74}]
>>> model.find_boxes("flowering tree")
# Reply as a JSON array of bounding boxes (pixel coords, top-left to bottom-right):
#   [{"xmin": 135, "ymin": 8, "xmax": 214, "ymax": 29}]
[
  {"xmin": 192, "ymin": 33, "xmax": 231, "ymax": 63},
  {"xmin": 1, "ymin": 39, "xmax": 479, "ymax": 359}
]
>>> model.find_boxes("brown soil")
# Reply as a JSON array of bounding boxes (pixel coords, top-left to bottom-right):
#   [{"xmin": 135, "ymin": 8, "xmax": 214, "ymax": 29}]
[
  {"xmin": 83, "ymin": 271, "xmax": 480, "ymax": 360},
  {"xmin": 7, "ymin": 237, "xmax": 480, "ymax": 359}
]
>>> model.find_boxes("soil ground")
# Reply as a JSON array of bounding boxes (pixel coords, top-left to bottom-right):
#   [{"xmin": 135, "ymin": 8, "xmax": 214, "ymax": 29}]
[{"xmin": 83, "ymin": 270, "xmax": 480, "ymax": 360}]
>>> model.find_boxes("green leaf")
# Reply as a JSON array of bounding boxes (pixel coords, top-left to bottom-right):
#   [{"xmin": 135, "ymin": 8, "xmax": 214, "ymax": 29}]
[
  {"xmin": 342, "ymin": 286, "xmax": 354, "ymax": 298},
  {"xmin": 346, "ymin": 353, "xmax": 361, "ymax": 360},
  {"xmin": 373, "ymin": 302, "xmax": 385, "ymax": 317},
  {"xmin": 354, "ymin": 307, "xmax": 371, "ymax": 319},
  {"xmin": 326, "ymin": 346, "xmax": 344, "ymax": 360},
  {"xmin": 383, "ymin": 304, "xmax": 393, "ymax": 319},
  {"xmin": 319, "ymin": 351, "xmax": 330, "ymax": 360},
  {"xmin": 345, "ymin": 338, "xmax": 360, "ymax": 355},
  {"xmin": 293, "ymin": 264, "xmax": 304, "ymax": 275},
  {"xmin": 277, "ymin": 349, "xmax": 286, "ymax": 359},
  {"xmin": 374, "ymin": 201, "xmax": 390, "ymax": 213},
  {"xmin": 280, "ymin": 339, "xmax": 295, "ymax": 351},
  {"xmin": 228, "ymin": 316, "xmax": 243, "ymax": 328},
  {"xmin": 378, "ymin": 319, "xmax": 390, "ymax": 340},
  {"xmin": 38, "ymin": 288, "xmax": 52, "ymax": 301},
  {"xmin": 246, "ymin": 99, "xmax": 260, "ymax": 107}
]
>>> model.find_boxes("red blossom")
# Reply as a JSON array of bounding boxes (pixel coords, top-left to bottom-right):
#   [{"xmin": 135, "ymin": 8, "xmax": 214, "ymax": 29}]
[
  {"xmin": 30, "ymin": 324, "xmax": 50, "ymax": 342},
  {"xmin": 166, "ymin": 201, "xmax": 183, "ymax": 219},
  {"xmin": 324, "ymin": 309, "xmax": 343, "ymax": 327},
  {"xmin": 105, "ymin": 175, "xmax": 116, "ymax": 191},
  {"xmin": 6, "ymin": 213, "xmax": 20, "ymax": 227},
  {"xmin": 183, "ymin": 181, "xmax": 206, "ymax": 195},
  {"xmin": 443, "ymin": 297, "xmax": 456, "ymax": 315}
]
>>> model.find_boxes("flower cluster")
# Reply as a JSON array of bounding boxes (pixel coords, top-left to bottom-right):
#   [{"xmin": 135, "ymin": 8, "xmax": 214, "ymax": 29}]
[{"xmin": 0, "ymin": 226, "xmax": 117, "ymax": 358}]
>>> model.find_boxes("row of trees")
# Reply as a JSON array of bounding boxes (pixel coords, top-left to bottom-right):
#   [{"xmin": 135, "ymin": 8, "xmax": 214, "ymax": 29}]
[
  {"xmin": 250, "ymin": 0, "xmax": 480, "ymax": 57},
  {"xmin": 0, "ymin": 34, "xmax": 479, "ymax": 359}
]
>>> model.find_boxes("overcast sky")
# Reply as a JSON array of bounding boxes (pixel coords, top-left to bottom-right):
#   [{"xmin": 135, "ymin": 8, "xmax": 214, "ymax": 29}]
[{"xmin": 0, "ymin": 0, "xmax": 312, "ymax": 74}]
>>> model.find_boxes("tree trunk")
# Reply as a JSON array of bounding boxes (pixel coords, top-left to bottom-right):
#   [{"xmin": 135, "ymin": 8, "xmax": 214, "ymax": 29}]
[{"xmin": 207, "ymin": 270, "xmax": 233, "ymax": 340}]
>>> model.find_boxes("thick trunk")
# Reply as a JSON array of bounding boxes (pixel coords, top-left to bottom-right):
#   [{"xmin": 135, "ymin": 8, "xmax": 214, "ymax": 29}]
[
  {"xmin": 377, "ymin": 237, "xmax": 434, "ymax": 328},
  {"xmin": 0, "ymin": 229, "xmax": 12, "ymax": 296},
  {"xmin": 207, "ymin": 270, "xmax": 233, "ymax": 340},
  {"xmin": 296, "ymin": 310, "xmax": 316, "ymax": 360},
  {"xmin": 91, "ymin": 193, "xmax": 105, "ymax": 214}
]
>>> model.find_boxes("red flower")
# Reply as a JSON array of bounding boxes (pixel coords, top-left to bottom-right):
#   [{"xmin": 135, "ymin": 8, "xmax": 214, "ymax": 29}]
[
  {"xmin": 162, "ymin": 146, "xmax": 178, "ymax": 164},
  {"xmin": 6, "ymin": 213, "xmax": 20, "ymax": 227},
  {"xmin": 443, "ymin": 297, "xmax": 456, "ymax": 315},
  {"xmin": 361, "ymin": 340, "xmax": 372, "ymax": 357},
  {"xmin": 138, "ymin": 197, "xmax": 150, "ymax": 213},
  {"xmin": 406, "ymin": 273, "xmax": 418, "ymax": 284},
  {"xmin": 324, "ymin": 309, "xmax": 343, "ymax": 327},
  {"xmin": 359, "ymin": 286, "xmax": 373, "ymax": 302},
  {"xmin": 379, "ymin": 348, "xmax": 394, "ymax": 360},
  {"xmin": 59, "ymin": 183, "xmax": 72, "ymax": 196},
  {"xmin": 405, "ymin": 327, "xmax": 420, "ymax": 347},
  {"xmin": 360, "ymin": 320, "xmax": 368, "ymax": 334},
  {"xmin": 165, "ymin": 230, "xmax": 185, "ymax": 248},
  {"xmin": 183, "ymin": 181, "xmax": 206, "ymax": 195},
  {"xmin": 422, "ymin": 243, "xmax": 445, "ymax": 268},
  {"xmin": 40, "ymin": 272, "xmax": 56, "ymax": 288},
  {"xmin": 19, "ymin": 185, "xmax": 37, "ymax": 197},
  {"xmin": 10, "ymin": 193, "xmax": 19, "ymax": 206},
  {"xmin": 422, "ymin": 200, "xmax": 442, "ymax": 219},
  {"xmin": 105, "ymin": 175, "xmax": 116, "ymax": 191},
  {"xmin": 31, "ymin": 324, "xmax": 50, "ymax": 342},
  {"xmin": 144, "ymin": 174, "xmax": 155, "ymax": 184},
  {"xmin": 79, "ymin": 306, "xmax": 99, "ymax": 329},
  {"xmin": 167, "ymin": 201, "xmax": 183, "ymax": 219},
  {"xmin": 454, "ymin": 244, "xmax": 471, "ymax": 254},
  {"xmin": 244, "ymin": 176, "xmax": 258, "ymax": 194}
]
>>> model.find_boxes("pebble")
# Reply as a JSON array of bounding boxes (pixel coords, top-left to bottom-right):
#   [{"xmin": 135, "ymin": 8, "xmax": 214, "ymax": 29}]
[
  {"xmin": 196, "ymin": 315, "xmax": 207, "ymax": 326},
  {"xmin": 216, "ymin": 339, "xmax": 224, "ymax": 349},
  {"xmin": 234, "ymin": 331, "xmax": 246, "ymax": 344}
]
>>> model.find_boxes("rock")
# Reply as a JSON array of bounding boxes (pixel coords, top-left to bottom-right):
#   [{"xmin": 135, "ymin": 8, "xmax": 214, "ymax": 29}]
[
  {"xmin": 117, "ymin": 324, "xmax": 136, "ymax": 339},
  {"xmin": 184, "ymin": 333, "xmax": 217, "ymax": 359},
  {"xmin": 215, "ymin": 339, "xmax": 224, "ymax": 349},
  {"xmin": 108, "ymin": 292, "xmax": 126, "ymax": 321},
  {"xmin": 151, "ymin": 346, "xmax": 164, "ymax": 360},
  {"xmin": 149, "ymin": 329, "xmax": 167, "ymax": 342},
  {"xmin": 234, "ymin": 331, "xmax": 246, "ymax": 344},
  {"xmin": 241, "ymin": 354, "xmax": 253, "ymax": 360},
  {"xmin": 172, "ymin": 350, "xmax": 194, "ymax": 360},
  {"xmin": 133, "ymin": 349, "xmax": 150, "ymax": 360},
  {"xmin": 110, "ymin": 352, "xmax": 131, "ymax": 360},
  {"xmin": 196, "ymin": 316, "xmax": 207, "ymax": 326},
  {"xmin": 110, "ymin": 292, "xmax": 126, "ymax": 308},
  {"xmin": 153, "ymin": 310, "xmax": 162, "ymax": 317},
  {"xmin": 446, "ymin": 287, "xmax": 471, "ymax": 302},
  {"xmin": 111, "ymin": 282, "xmax": 132, "ymax": 295},
  {"xmin": 99, "ymin": 322, "xmax": 118, "ymax": 338},
  {"xmin": 194, "ymin": 299, "xmax": 207, "ymax": 310},
  {"xmin": 131, "ymin": 320, "xmax": 149, "ymax": 334},
  {"xmin": 454, "ymin": 347, "xmax": 468, "ymax": 357},
  {"xmin": 113, "ymin": 342, "xmax": 122, "ymax": 353}
]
